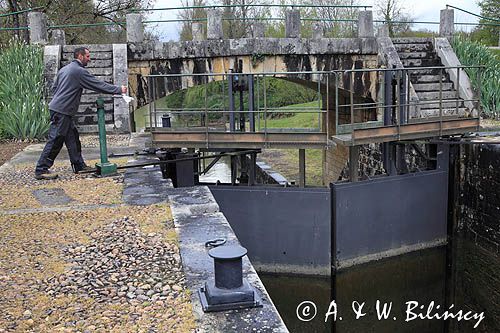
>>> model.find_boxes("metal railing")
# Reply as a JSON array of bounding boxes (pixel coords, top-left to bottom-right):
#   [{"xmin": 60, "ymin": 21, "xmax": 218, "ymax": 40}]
[{"xmin": 142, "ymin": 66, "xmax": 482, "ymax": 146}]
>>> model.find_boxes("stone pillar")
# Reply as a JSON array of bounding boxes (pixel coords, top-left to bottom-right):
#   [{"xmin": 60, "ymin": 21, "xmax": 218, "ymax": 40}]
[
  {"xmin": 112, "ymin": 44, "xmax": 130, "ymax": 133},
  {"xmin": 207, "ymin": 9, "xmax": 223, "ymax": 40},
  {"xmin": 285, "ymin": 9, "xmax": 301, "ymax": 38},
  {"xmin": 126, "ymin": 13, "xmax": 144, "ymax": 43},
  {"xmin": 50, "ymin": 29, "xmax": 66, "ymax": 45},
  {"xmin": 43, "ymin": 45, "xmax": 61, "ymax": 98},
  {"xmin": 377, "ymin": 24, "xmax": 390, "ymax": 37},
  {"xmin": 440, "ymin": 9, "xmax": 454, "ymax": 37},
  {"xmin": 358, "ymin": 11, "xmax": 374, "ymax": 38},
  {"xmin": 28, "ymin": 12, "xmax": 48, "ymax": 44},
  {"xmin": 253, "ymin": 22, "xmax": 265, "ymax": 38},
  {"xmin": 192, "ymin": 23, "xmax": 204, "ymax": 41},
  {"xmin": 312, "ymin": 23, "xmax": 323, "ymax": 39}
]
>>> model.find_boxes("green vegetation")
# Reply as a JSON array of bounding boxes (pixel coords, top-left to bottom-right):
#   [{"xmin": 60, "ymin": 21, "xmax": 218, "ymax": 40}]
[
  {"xmin": 264, "ymin": 101, "xmax": 321, "ymax": 129},
  {"xmin": 134, "ymin": 78, "xmax": 319, "ymax": 129},
  {"xmin": 470, "ymin": 0, "xmax": 499, "ymax": 46},
  {"xmin": 0, "ymin": 40, "xmax": 49, "ymax": 139},
  {"xmin": 452, "ymin": 36, "xmax": 500, "ymax": 119}
]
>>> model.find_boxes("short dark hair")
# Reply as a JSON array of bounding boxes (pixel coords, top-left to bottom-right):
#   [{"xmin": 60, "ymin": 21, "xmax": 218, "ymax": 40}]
[{"xmin": 73, "ymin": 47, "xmax": 89, "ymax": 59}]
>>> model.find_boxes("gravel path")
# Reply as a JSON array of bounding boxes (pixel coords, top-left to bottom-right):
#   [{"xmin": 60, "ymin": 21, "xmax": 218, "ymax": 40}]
[{"xmin": 0, "ymin": 150, "xmax": 196, "ymax": 332}]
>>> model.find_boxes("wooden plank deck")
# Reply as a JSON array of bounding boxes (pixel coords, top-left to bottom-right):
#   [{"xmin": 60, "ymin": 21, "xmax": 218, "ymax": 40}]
[{"xmin": 151, "ymin": 117, "xmax": 480, "ymax": 149}]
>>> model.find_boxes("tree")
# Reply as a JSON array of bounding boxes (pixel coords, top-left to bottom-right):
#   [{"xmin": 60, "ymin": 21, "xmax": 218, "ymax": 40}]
[
  {"xmin": 471, "ymin": 0, "xmax": 500, "ymax": 46},
  {"xmin": 375, "ymin": 0, "xmax": 413, "ymax": 37},
  {"xmin": 178, "ymin": 0, "xmax": 207, "ymax": 41},
  {"xmin": 0, "ymin": 0, "xmax": 155, "ymax": 45},
  {"xmin": 220, "ymin": 0, "xmax": 271, "ymax": 39}
]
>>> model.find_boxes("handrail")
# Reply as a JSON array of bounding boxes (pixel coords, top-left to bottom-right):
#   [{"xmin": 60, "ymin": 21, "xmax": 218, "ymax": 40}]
[
  {"xmin": 130, "ymin": 4, "xmax": 372, "ymax": 13},
  {"xmin": 144, "ymin": 66, "xmax": 485, "ymax": 78},
  {"xmin": 0, "ymin": 6, "xmax": 44, "ymax": 18},
  {"xmin": 446, "ymin": 4, "xmax": 500, "ymax": 22}
]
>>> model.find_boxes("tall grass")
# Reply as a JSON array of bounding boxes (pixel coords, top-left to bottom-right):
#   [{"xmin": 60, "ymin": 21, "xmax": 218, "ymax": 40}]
[
  {"xmin": 0, "ymin": 39, "xmax": 49, "ymax": 139},
  {"xmin": 451, "ymin": 36, "xmax": 500, "ymax": 119}
]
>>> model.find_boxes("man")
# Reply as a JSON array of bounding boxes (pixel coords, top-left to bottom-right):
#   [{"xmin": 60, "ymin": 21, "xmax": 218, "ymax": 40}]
[{"xmin": 35, "ymin": 47, "xmax": 127, "ymax": 180}]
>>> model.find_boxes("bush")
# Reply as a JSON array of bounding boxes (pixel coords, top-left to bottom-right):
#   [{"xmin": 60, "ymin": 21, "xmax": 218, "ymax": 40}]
[
  {"xmin": 451, "ymin": 36, "xmax": 500, "ymax": 119},
  {"xmin": 0, "ymin": 39, "xmax": 49, "ymax": 139}
]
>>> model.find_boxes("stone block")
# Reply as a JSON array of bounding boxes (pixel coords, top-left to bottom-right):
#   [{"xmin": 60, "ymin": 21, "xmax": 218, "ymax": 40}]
[
  {"xmin": 127, "ymin": 13, "xmax": 144, "ymax": 43},
  {"xmin": 28, "ymin": 12, "xmax": 48, "ymax": 45},
  {"xmin": 285, "ymin": 9, "xmax": 301, "ymax": 38},
  {"xmin": 439, "ymin": 9, "xmax": 454, "ymax": 37},
  {"xmin": 207, "ymin": 9, "xmax": 223, "ymax": 40},
  {"xmin": 357, "ymin": 11, "xmax": 374, "ymax": 38}
]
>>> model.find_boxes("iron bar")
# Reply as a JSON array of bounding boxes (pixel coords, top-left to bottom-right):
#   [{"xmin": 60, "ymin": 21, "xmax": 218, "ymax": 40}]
[
  {"xmin": 439, "ymin": 68, "xmax": 443, "ymax": 136},
  {"xmin": 205, "ymin": 75, "xmax": 209, "ymax": 147},
  {"xmin": 131, "ymin": 4, "xmax": 372, "ymax": 12},
  {"xmin": 80, "ymin": 149, "xmax": 262, "ymax": 174},
  {"xmin": 326, "ymin": 74, "xmax": 330, "ymax": 140},
  {"xmin": 335, "ymin": 73, "xmax": 339, "ymax": 135},
  {"xmin": 145, "ymin": 66, "xmax": 484, "ymax": 78},
  {"xmin": 396, "ymin": 69, "xmax": 401, "ymax": 140},
  {"xmin": 456, "ymin": 67, "xmax": 460, "ymax": 115},
  {"xmin": 200, "ymin": 153, "xmax": 225, "ymax": 175},
  {"xmin": 263, "ymin": 75, "xmax": 268, "ymax": 145},
  {"xmin": 0, "ymin": 6, "xmax": 44, "ymax": 18},
  {"xmin": 350, "ymin": 71, "xmax": 354, "ymax": 125},
  {"xmin": 446, "ymin": 4, "xmax": 500, "ymax": 22}
]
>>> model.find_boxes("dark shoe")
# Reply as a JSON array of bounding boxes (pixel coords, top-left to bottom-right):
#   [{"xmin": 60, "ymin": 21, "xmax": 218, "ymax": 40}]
[
  {"xmin": 35, "ymin": 170, "xmax": 59, "ymax": 180},
  {"xmin": 73, "ymin": 163, "xmax": 93, "ymax": 173}
]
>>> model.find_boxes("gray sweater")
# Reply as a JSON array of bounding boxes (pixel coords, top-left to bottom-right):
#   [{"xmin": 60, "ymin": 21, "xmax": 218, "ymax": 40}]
[{"xmin": 49, "ymin": 60, "xmax": 121, "ymax": 116}]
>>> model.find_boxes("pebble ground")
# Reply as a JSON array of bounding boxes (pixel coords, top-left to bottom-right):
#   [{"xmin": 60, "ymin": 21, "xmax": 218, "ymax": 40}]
[{"xmin": 0, "ymin": 135, "xmax": 196, "ymax": 332}]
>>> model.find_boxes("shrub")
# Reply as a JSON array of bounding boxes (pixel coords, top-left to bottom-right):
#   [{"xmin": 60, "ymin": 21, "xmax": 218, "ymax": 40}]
[
  {"xmin": 0, "ymin": 39, "xmax": 49, "ymax": 139},
  {"xmin": 451, "ymin": 36, "xmax": 500, "ymax": 119}
]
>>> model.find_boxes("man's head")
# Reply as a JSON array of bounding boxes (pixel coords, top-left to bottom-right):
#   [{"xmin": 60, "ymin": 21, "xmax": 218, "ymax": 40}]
[{"xmin": 74, "ymin": 47, "xmax": 90, "ymax": 67}]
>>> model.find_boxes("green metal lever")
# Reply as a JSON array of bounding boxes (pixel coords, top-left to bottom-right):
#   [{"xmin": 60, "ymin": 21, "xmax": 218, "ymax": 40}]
[{"xmin": 95, "ymin": 97, "xmax": 117, "ymax": 176}]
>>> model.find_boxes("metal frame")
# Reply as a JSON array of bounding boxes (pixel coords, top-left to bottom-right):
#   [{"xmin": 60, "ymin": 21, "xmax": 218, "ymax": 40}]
[{"xmin": 144, "ymin": 66, "xmax": 482, "ymax": 149}]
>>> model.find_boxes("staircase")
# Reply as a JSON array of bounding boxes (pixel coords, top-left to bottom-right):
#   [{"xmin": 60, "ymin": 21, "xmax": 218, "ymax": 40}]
[{"xmin": 392, "ymin": 38, "xmax": 470, "ymax": 118}]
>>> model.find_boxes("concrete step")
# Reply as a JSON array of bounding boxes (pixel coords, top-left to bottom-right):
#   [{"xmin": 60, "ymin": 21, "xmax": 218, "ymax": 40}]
[
  {"xmin": 397, "ymin": 52, "xmax": 431, "ymax": 59},
  {"xmin": 419, "ymin": 100, "xmax": 464, "ymax": 109},
  {"xmin": 401, "ymin": 58, "xmax": 442, "ymax": 67},
  {"xmin": 407, "ymin": 68, "xmax": 444, "ymax": 76},
  {"xmin": 418, "ymin": 91, "xmax": 458, "ymax": 100},
  {"xmin": 394, "ymin": 43, "xmax": 433, "ymax": 53},
  {"xmin": 411, "ymin": 75, "xmax": 445, "ymax": 83},
  {"xmin": 392, "ymin": 37, "xmax": 433, "ymax": 44},
  {"xmin": 413, "ymin": 82, "xmax": 454, "ymax": 91},
  {"xmin": 418, "ymin": 108, "xmax": 470, "ymax": 118}
]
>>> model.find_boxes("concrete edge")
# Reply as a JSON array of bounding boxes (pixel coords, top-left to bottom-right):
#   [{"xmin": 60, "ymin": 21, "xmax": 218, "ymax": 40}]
[
  {"xmin": 433, "ymin": 37, "xmax": 476, "ymax": 115},
  {"xmin": 167, "ymin": 185, "xmax": 288, "ymax": 332}
]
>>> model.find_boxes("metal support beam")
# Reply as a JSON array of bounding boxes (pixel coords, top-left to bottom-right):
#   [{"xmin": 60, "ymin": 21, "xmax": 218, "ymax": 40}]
[
  {"xmin": 299, "ymin": 149, "xmax": 306, "ymax": 187},
  {"xmin": 248, "ymin": 74, "xmax": 255, "ymax": 132},
  {"xmin": 228, "ymin": 73, "xmax": 235, "ymax": 132},
  {"xmin": 396, "ymin": 144, "xmax": 408, "ymax": 174},
  {"xmin": 349, "ymin": 146, "xmax": 359, "ymax": 182},
  {"xmin": 230, "ymin": 155, "xmax": 237, "ymax": 185},
  {"xmin": 426, "ymin": 144, "xmax": 438, "ymax": 170},
  {"xmin": 249, "ymin": 153, "xmax": 256, "ymax": 185}
]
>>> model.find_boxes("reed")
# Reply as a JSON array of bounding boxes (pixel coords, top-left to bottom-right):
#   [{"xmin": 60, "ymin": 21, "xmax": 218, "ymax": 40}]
[
  {"xmin": 451, "ymin": 36, "xmax": 500, "ymax": 119},
  {"xmin": 0, "ymin": 39, "xmax": 49, "ymax": 139}
]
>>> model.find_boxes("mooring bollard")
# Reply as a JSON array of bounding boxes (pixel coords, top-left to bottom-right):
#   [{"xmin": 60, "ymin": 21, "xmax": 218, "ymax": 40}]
[
  {"xmin": 198, "ymin": 245, "xmax": 262, "ymax": 312},
  {"xmin": 95, "ymin": 97, "xmax": 117, "ymax": 176}
]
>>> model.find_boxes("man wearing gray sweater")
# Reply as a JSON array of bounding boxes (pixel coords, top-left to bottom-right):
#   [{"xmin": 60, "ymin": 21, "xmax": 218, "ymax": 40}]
[{"xmin": 35, "ymin": 47, "xmax": 127, "ymax": 180}]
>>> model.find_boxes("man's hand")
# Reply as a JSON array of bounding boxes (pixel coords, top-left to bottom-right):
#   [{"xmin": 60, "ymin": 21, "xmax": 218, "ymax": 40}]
[{"xmin": 121, "ymin": 85, "xmax": 127, "ymax": 94}]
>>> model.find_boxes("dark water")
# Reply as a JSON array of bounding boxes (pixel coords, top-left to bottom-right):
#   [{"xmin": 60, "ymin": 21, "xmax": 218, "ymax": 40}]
[{"xmin": 260, "ymin": 246, "xmax": 451, "ymax": 333}]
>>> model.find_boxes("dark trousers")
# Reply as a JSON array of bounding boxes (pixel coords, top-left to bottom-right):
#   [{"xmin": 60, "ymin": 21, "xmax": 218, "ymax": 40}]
[{"xmin": 35, "ymin": 110, "xmax": 85, "ymax": 174}]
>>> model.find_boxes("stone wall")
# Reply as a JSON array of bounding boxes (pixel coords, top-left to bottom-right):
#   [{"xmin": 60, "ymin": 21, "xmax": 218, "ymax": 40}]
[
  {"xmin": 451, "ymin": 144, "xmax": 500, "ymax": 332},
  {"xmin": 44, "ymin": 44, "xmax": 130, "ymax": 133}
]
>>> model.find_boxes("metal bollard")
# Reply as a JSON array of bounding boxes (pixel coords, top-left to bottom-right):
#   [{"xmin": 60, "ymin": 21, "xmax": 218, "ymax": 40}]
[
  {"xmin": 95, "ymin": 97, "xmax": 117, "ymax": 176},
  {"xmin": 198, "ymin": 245, "xmax": 262, "ymax": 312}
]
